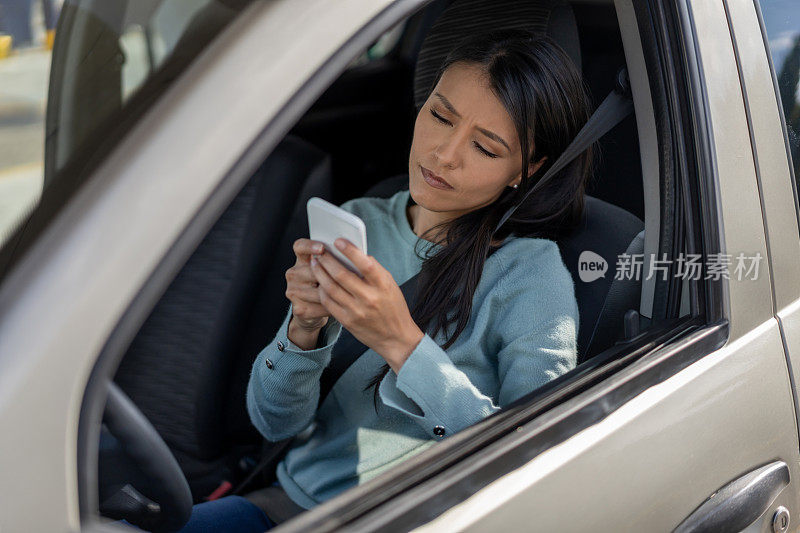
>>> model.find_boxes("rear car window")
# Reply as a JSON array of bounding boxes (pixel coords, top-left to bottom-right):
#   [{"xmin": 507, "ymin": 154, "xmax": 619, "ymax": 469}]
[
  {"xmin": 758, "ymin": 0, "xmax": 800, "ymax": 205},
  {"xmin": 0, "ymin": 0, "xmax": 251, "ymax": 254}
]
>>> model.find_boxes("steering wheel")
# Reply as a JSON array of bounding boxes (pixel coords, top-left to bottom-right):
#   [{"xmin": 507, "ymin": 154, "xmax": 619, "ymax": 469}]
[{"xmin": 101, "ymin": 381, "xmax": 193, "ymax": 532}]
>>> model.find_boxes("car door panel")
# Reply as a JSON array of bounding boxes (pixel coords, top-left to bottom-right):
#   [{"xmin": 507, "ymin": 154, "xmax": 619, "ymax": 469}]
[
  {"xmin": 723, "ymin": 0, "xmax": 800, "ymax": 312},
  {"xmin": 734, "ymin": 0, "xmax": 800, "ymax": 457},
  {"xmin": 411, "ymin": 319, "xmax": 796, "ymax": 532}
]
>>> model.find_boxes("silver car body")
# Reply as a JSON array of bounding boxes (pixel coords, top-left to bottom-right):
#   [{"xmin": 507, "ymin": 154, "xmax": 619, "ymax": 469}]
[{"xmin": 1, "ymin": 0, "xmax": 799, "ymax": 531}]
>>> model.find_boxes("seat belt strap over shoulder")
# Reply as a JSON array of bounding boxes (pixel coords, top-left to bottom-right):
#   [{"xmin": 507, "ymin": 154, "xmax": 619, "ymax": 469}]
[{"xmin": 495, "ymin": 67, "xmax": 634, "ymax": 233}]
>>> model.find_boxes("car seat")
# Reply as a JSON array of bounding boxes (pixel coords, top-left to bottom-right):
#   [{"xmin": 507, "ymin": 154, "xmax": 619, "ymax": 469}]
[
  {"xmin": 114, "ymin": 135, "xmax": 335, "ymax": 498},
  {"xmin": 411, "ymin": 0, "xmax": 582, "ymax": 111}
]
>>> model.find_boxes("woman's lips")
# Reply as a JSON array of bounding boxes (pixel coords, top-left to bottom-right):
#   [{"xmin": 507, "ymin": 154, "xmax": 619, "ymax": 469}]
[{"xmin": 420, "ymin": 166, "xmax": 453, "ymax": 190}]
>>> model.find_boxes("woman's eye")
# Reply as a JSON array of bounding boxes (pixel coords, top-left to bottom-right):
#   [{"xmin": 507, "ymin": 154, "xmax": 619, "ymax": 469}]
[
  {"xmin": 430, "ymin": 109, "xmax": 451, "ymax": 125},
  {"xmin": 474, "ymin": 142, "xmax": 498, "ymax": 158},
  {"xmin": 430, "ymin": 109, "xmax": 497, "ymax": 158}
]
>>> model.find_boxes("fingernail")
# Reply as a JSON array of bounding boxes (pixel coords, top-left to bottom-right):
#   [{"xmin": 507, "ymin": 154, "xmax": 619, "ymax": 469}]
[
  {"xmin": 335, "ymin": 239, "xmax": 346, "ymax": 250},
  {"xmin": 313, "ymin": 244, "xmax": 323, "ymax": 253}
]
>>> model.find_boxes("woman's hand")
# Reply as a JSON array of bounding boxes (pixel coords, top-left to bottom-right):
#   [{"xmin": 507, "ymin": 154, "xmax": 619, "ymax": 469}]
[
  {"xmin": 310, "ymin": 238, "xmax": 424, "ymax": 373},
  {"xmin": 285, "ymin": 238, "xmax": 331, "ymax": 332}
]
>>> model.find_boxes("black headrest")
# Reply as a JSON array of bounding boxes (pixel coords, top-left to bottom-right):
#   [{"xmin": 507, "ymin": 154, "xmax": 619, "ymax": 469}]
[{"xmin": 413, "ymin": 0, "xmax": 581, "ymax": 111}]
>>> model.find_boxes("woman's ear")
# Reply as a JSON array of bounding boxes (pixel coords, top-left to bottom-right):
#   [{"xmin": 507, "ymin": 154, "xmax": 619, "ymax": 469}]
[{"xmin": 528, "ymin": 155, "xmax": 548, "ymax": 178}]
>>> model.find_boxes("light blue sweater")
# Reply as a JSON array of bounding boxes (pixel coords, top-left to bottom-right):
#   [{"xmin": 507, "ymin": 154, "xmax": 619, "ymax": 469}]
[{"xmin": 246, "ymin": 189, "xmax": 579, "ymax": 509}]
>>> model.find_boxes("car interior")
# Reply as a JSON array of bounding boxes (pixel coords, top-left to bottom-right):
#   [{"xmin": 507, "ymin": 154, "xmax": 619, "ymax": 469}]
[{"xmin": 90, "ymin": 0, "xmax": 676, "ymax": 528}]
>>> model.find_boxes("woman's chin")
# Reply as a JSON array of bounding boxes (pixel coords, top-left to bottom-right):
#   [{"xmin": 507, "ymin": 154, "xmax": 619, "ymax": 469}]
[
  {"xmin": 408, "ymin": 180, "xmax": 430, "ymax": 208},
  {"xmin": 409, "ymin": 171, "xmax": 449, "ymax": 211}
]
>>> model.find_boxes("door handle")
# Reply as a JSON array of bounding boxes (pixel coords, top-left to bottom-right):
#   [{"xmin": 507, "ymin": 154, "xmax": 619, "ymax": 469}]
[{"xmin": 674, "ymin": 461, "xmax": 789, "ymax": 533}]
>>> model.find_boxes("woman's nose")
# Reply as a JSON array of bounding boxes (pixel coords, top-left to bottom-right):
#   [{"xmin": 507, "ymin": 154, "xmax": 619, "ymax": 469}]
[{"xmin": 435, "ymin": 132, "xmax": 464, "ymax": 169}]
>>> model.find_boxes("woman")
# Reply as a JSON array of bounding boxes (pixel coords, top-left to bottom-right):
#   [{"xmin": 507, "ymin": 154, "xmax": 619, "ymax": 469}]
[{"xmin": 176, "ymin": 28, "xmax": 593, "ymax": 531}]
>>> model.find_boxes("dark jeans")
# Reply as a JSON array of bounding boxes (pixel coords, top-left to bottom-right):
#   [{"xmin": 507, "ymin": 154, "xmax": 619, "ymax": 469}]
[
  {"xmin": 122, "ymin": 482, "xmax": 286, "ymax": 532},
  {"xmin": 175, "ymin": 494, "xmax": 275, "ymax": 533}
]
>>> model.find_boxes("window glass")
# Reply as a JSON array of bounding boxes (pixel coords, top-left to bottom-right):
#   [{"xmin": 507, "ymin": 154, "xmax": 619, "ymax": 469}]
[
  {"xmin": 759, "ymin": 1, "xmax": 800, "ymax": 197},
  {"xmin": 0, "ymin": 0, "xmax": 249, "ymax": 251},
  {"xmin": 0, "ymin": 0, "xmax": 58, "ymax": 245}
]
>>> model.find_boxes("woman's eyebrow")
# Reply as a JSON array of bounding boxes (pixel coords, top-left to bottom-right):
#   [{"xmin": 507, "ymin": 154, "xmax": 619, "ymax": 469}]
[{"xmin": 434, "ymin": 92, "xmax": 511, "ymax": 152}]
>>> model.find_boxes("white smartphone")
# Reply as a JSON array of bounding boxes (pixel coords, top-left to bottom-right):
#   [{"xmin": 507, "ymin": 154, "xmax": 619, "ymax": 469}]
[{"xmin": 307, "ymin": 197, "xmax": 368, "ymax": 277}]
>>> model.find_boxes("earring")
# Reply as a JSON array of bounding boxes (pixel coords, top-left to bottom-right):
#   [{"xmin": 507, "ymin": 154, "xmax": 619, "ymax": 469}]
[{"xmin": 512, "ymin": 183, "xmax": 519, "ymax": 189}]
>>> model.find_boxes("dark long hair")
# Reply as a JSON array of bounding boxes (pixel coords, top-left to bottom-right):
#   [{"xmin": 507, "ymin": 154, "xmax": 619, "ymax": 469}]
[{"xmin": 363, "ymin": 29, "xmax": 595, "ymax": 409}]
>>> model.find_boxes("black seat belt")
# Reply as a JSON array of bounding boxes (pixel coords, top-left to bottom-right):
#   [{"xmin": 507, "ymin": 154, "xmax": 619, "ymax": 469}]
[
  {"xmin": 317, "ymin": 274, "xmax": 420, "ymax": 407},
  {"xmin": 235, "ymin": 68, "xmax": 634, "ymax": 496},
  {"xmin": 496, "ymin": 68, "xmax": 634, "ymax": 232}
]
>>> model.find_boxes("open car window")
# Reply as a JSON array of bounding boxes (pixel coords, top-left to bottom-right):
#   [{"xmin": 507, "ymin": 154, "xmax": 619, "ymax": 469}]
[
  {"xmin": 0, "ymin": 0, "xmax": 252, "ymax": 271},
  {"xmin": 757, "ymin": 0, "xmax": 800, "ymax": 234}
]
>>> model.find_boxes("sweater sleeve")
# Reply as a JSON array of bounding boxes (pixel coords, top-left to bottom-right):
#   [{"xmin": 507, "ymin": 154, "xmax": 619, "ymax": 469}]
[
  {"xmin": 378, "ymin": 245, "xmax": 579, "ymax": 440},
  {"xmin": 247, "ymin": 197, "xmax": 368, "ymax": 441},
  {"xmin": 246, "ymin": 303, "xmax": 343, "ymax": 441}
]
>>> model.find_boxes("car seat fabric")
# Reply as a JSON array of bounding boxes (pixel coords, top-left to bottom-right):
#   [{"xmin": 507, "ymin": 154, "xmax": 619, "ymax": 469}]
[
  {"xmin": 114, "ymin": 135, "xmax": 334, "ymax": 497},
  {"xmin": 225, "ymin": 144, "xmax": 336, "ymax": 445},
  {"xmin": 584, "ymin": 229, "xmax": 645, "ymax": 358},
  {"xmin": 361, "ymin": 174, "xmax": 644, "ymax": 363},
  {"xmin": 555, "ymin": 198, "xmax": 644, "ymax": 361},
  {"xmin": 412, "ymin": 0, "xmax": 581, "ymax": 112}
]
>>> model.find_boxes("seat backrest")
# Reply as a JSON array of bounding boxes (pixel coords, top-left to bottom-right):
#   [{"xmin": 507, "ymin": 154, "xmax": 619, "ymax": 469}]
[
  {"xmin": 556, "ymin": 197, "xmax": 643, "ymax": 361},
  {"xmin": 114, "ymin": 135, "xmax": 334, "ymax": 496},
  {"xmin": 362, "ymin": 175, "xmax": 644, "ymax": 363}
]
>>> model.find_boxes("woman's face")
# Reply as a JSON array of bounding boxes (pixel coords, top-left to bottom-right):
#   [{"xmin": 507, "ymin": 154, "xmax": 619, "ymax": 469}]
[{"xmin": 408, "ymin": 61, "xmax": 545, "ymax": 221}]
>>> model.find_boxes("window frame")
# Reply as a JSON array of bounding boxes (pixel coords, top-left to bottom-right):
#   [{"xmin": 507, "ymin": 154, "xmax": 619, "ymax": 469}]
[{"xmin": 74, "ymin": 0, "xmax": 729, "ymax": 529}]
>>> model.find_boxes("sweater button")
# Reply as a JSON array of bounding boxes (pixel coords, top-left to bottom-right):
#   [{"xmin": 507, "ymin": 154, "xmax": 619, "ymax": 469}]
[
  {"xmin": 265, "ymin": 358, "xmax": 274, "ymax": 370},
  {"xmin": 433, "ymin": 425, "xmax": 446, "ymax": 437},
  {"xmin": 277, "ymin": 340, "xmax": 285, "ymax": 352}
]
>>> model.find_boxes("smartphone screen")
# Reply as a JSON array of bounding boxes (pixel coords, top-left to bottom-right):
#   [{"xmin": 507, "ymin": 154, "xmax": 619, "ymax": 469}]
[{"xmin": 307, "ymin": 197, "xmax": 368, "ymax": 277}]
